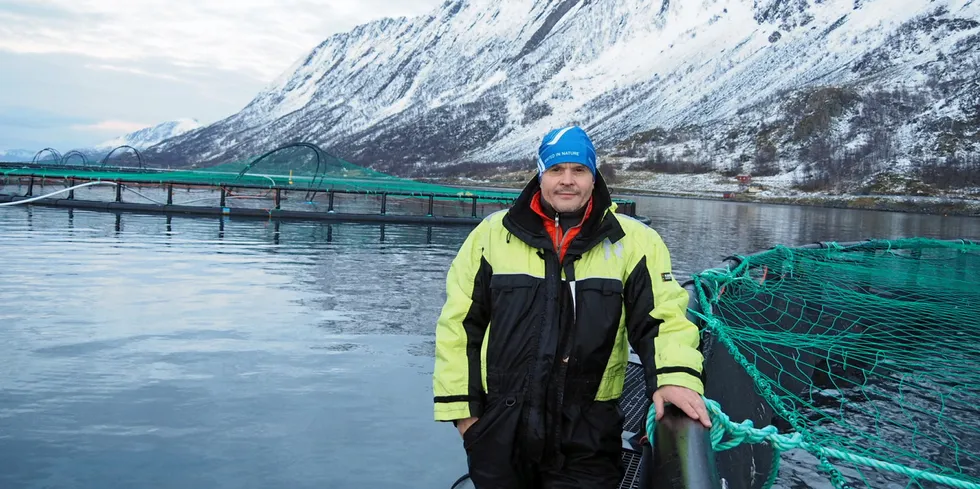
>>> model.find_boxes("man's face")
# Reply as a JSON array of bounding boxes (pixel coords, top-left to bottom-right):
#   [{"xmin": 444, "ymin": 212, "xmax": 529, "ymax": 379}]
[{"xmin": 540, "ymin": 163, "xmax": 594, "ymax": 213}]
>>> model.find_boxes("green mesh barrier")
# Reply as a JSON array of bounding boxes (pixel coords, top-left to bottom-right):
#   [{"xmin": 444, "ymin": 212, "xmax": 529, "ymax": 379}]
[
  {"xmin": 0, "ymin": 145, "xmax": 647, "ymax": 209},
  {"xmin": 1, "ymin": 145, "xmax": 639, "ymax": 211},
  {"xmin": 689, "ymin": 238, "xmax": 980, "ymax": 489},
  {"xmin": 0, "ymin": 164, "xmax": 517, "ymax": 202}
]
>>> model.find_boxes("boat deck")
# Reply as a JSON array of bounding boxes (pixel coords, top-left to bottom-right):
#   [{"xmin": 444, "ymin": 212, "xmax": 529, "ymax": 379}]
[{"xmin": 618, "ymin": 361, "xmax": 648, "ymax": 489}]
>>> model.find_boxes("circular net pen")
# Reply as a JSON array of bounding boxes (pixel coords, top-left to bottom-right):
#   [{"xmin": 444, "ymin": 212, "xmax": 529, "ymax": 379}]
[
  {"xmin": 0, "ymin": 143, "xmax": 640, "ymax": 224},
  {"xmin": 688, "ymin": 238, "xmax": 980, "ymax": 489}
]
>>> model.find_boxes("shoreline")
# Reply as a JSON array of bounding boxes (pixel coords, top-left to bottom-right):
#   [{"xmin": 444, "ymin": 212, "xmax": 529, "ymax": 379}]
[
  {"xmin": 420, "ymin": 178, "xmax": 980, "ymax": 217},
  {"xmin": 607, "ymin": 186, "xmax": 980, "ymax": 217}
]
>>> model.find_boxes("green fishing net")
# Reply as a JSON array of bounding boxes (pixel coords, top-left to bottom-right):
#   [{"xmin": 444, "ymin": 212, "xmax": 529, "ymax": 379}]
[{"xmin": 691, "ymin": 238, "xmax": 980, "ymax": 489}]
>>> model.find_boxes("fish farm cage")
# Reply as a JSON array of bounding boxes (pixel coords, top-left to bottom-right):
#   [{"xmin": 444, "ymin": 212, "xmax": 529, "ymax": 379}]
[{"xmin": 0, "ymin": 143, "xmax": 642, "ymax": 225}]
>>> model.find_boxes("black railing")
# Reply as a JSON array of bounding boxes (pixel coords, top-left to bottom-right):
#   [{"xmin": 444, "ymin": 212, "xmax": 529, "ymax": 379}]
[{"xmin": 0, "ymin": 172, "xmax": 641, "ymax": 221}]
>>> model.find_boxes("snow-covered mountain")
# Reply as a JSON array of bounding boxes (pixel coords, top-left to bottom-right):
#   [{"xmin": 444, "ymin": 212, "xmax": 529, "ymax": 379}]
[
  {"xmin": 148, "ymin": 0, "xmax": 980, "ymax": 191},
  {"xmin": 0, "ymin": 119, "xmax": 203, "ymax": 165},
  {"xmin": 98, "ymin": 118, "xmax": 202, "ymax": 150},
  {"xmin": 0, "ymin": 149, "xmax": 36, "ymax": 162}
]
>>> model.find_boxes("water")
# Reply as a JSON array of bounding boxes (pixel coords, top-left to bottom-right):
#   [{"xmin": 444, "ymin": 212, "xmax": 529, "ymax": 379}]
[
  {"xmin": 633, "ymin": 196, "xmax": 980, "ymax": 278},
  {"xmin": 0, "ymin": 198, "xmax": 977, "ymax": 489}
]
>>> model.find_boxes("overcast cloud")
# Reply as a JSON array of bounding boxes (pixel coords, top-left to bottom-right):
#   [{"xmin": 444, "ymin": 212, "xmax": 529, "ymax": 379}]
[{"xmin": 0, "ymin": 0, "xmax": 442, "ymax": 150}]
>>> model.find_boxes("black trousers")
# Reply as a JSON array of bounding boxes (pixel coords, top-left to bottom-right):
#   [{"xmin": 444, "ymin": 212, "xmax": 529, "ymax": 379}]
[{"xmin": 463, "ymin": 398, "xmax": 625, "ymax": 489}]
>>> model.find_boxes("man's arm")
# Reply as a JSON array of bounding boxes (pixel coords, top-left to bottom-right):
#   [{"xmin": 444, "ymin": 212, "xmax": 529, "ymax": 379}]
[
  {"xmin": 433, "ymin": 221, "xmax": 492, "ymax": 424},
  {"xmin": 623, "ymin": 227, "xmax": 705, "ymax": 404}
]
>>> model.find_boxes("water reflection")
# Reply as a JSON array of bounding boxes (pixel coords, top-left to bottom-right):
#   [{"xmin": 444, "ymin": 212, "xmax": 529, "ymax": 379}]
[
  {"xmin": 636, "ymin": 197, "xmax": 980, "ymax": 278},
  {"xmin": 0, "ymin": 206, "xmax": 472, "ymax": 489},
  {"xmin": 33, "ymin": 207, "xmax": 475, "ymax": 248},
  {"xmin": 1, "ymin": 197, "xmax": 978, "ymax": 489}
]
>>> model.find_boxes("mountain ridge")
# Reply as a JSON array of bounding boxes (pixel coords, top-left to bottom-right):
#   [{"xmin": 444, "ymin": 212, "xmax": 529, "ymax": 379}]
[
  {"xmin": 0, "ymin": 119, "xmax": 202, "ymax": 163},
  {"xmin": 97, "ymin": 118, "xmax": 202, "ymax": 151},
  {"xmin": 144, "ymin": 0, "xmax": 979, "ymax": 193}
]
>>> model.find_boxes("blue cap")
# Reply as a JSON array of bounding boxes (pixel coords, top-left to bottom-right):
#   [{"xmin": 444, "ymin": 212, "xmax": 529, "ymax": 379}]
[{"xmin": 536, "ymin": 126, "xmax": 597, "ymax": 179}]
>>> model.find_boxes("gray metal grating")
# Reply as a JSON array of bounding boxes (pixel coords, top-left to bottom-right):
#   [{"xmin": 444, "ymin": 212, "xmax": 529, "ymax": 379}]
[
  {"xmin": 618, "ymin": 449, "xmax": 643, "ymax": 489},
  {"xmin": 619, "ymin": 361, "xmax": 647, "ymax": 434}
]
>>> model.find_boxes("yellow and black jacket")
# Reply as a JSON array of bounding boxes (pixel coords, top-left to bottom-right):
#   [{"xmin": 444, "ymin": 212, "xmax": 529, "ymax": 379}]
[{"xmin": 432, "ymin": 173, "xmax": 704, "ymax": 470}]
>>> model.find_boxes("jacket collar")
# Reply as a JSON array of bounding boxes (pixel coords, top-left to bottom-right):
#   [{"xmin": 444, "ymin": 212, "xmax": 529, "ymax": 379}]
[{"xmin": 503, "ymin": 172, "xmax": 625, "ymax": 257}]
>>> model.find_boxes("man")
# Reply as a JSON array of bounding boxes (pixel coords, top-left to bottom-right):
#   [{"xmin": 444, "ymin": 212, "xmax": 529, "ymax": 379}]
[{"xmin": 432, "ymin": 126, "xmax": 710, "ymax": 488}]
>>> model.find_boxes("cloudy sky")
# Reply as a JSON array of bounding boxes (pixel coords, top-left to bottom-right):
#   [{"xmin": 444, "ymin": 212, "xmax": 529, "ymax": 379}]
[{"xmin": 0, "ymin": 0, "xmax": 442, "ymax": 151}]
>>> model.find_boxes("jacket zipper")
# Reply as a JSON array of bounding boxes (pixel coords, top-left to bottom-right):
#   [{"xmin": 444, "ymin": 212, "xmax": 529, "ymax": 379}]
[
  {"xmin": 555, "ymin": 211, "xmax": 585, "ymax": 264},
  {"xmin": 555, "ymin": 214, "xmax": 562, "ymax": 255}
]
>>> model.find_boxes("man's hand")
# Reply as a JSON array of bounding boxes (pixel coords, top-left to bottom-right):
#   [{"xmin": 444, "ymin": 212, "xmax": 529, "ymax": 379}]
[
  {"xmin": 456, "ymin": 416, "xmax": 479, "ymax": 439},
  {"xmin": 652, "ymin": 385, "xmax": 712, "ymax": 428}
]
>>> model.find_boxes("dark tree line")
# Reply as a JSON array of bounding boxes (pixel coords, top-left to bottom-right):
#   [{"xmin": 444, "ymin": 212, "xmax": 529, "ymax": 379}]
[
  {"xmin": 410, "ymin": 159, "xmax": 531, "ymax": 179},
  {"xmin": 599, "ymin": 163, "xmax": 618, "ymax": 183},
  {"xmin": 913, "ymin": 155, "xmax": 980, "ymax": 189},
  {"xmin": 794, "ymin": 131, "xmax": 896, "ymax": 191},
  {"xmin": 633, "ymin": 150, "xmax": 713, "ymax": 174}
]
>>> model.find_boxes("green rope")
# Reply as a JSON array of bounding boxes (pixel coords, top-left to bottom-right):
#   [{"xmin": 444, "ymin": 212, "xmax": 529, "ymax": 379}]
[
  {"xmin": 656, "ymin": 398, "xmax": 980, "ymax": 489},
  {"xmin": 652, "ymin": 239, "xmax": 980, "ymax": 489},
  {"xmin": 692, "ymin": 274, "xmax": 852, "ymax": 489}
]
